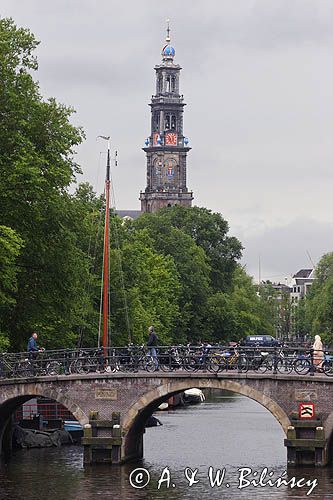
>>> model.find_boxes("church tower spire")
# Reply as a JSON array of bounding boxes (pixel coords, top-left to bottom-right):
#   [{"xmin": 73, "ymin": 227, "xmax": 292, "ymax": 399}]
[{"xmin": 140, "ymin": 22, "xmax": 193, "ymax": 213}]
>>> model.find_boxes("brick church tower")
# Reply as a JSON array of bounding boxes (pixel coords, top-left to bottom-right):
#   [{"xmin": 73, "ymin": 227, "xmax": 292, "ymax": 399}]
[{"xmin": 140, "ymin": 24, "xmax": 193, "ymax": 213}]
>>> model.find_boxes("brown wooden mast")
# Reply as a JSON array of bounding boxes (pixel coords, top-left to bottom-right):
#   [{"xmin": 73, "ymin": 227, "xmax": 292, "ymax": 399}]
[{"xmin": 98, "ymin": 135, "xmax": 111, "ymax": 353}]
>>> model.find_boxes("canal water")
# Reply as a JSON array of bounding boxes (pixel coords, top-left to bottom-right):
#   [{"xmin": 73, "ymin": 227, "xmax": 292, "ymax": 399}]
[{"xmin": 0, "ymin": 389, "xmax": 333, "ymax": 499}]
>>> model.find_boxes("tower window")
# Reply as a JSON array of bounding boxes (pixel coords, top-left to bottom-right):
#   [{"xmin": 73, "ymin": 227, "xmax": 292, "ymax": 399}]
[
  {"xmin": 153, "ymin": 112, "xmax": 160, "ymax": 131},
  {"xmin": 165, "ymin": 114, "xmax": 170, "ymax": 130},
  {"xmin": 171, "ymin": 75, "xmax": 176, "ymax": 92},
  {"xmin": 166, "ymin": 75, "xmax": 171, "ymax": 93},
  {"xmin": 158, "ymin": 76, "xmax": 163, "ymax": 94},
  {"xmin": 171, "ymin": 115, "xmax": 176, "ymax": 131}
]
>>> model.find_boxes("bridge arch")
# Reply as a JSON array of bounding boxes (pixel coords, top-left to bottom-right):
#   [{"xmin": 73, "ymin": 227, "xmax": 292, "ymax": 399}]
[
  {"xmin": 0, "ymin": 383, "xmax": 89, "ymax": 427},
  {"xmin": 122, "ymin": 378, "xmax": 291, "ymax": 462},
  {"xmin": 0, "ymin": 382, "xmax": 90, "ymax": 460}
]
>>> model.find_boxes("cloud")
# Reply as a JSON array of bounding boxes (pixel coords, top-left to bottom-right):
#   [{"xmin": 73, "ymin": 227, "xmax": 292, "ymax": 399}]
[{"xmin": 240, "ymin": 217, "xmax": 333, "ymax": 281}]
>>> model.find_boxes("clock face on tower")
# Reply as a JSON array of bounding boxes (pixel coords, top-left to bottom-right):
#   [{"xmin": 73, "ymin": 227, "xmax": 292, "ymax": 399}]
[{"xmin": 165, "ymin": 132, "xmax": 177, "ymax": 146}]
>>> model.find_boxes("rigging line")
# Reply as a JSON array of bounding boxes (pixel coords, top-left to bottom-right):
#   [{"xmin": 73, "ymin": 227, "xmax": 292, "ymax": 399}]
[
  {"xmin": 98, "ymin": 183, "xmax": 109, "ymax": 349},
  {"xmin": 109, "ymin": 169, "xmax": 132, "ymax": 344},
  {"xmin": 77, "ymin": 152, "xmax": 105, "ymax": 347}
]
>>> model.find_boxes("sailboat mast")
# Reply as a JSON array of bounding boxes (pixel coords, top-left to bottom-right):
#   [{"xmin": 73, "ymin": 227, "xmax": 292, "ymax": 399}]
[{"xmin": 102, "ymin": 138, "xmax": 111, "ymax": 352}]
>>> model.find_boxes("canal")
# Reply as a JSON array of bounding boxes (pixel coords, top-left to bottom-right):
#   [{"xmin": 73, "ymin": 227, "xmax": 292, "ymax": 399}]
[{"xmin": 0, "ymin": 389, "xmax": 332, "ymax": 499}]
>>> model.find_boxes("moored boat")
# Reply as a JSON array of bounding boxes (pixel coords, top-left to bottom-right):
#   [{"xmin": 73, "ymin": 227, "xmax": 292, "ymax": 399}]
[{"xmin": 183, "ymin": 388, "xmax": 205, "ymax": 405}]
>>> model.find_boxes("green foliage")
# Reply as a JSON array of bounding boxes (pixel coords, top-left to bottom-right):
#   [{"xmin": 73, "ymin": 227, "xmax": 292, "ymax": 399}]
[
  {"xmin": 149, "ymin": 205, "xmax": 243, "ymax": 291},
  {"xmin": 134, "ymin": 212, "xmax": 211, "ymax": 340},
  {"xmin": 206, "ymin": 267, "xmax": 274, "ymax": 343},
  {"xmin": 305, "ymin": 253, "xmax": 333, "ymax": 344},
  {"xmin": 0, "ymin": 226, "xmax": 23, "ymax": 345},
  {"xmin": 109, "ymin": 230, "xmax": 180, "ymax": 345},
  {"xmin": 0, "ymin": 225, "xmax": 23, "ymax": 306}
]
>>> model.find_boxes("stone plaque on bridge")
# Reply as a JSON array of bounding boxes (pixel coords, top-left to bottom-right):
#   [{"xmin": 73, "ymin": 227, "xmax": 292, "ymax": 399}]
[
  {"xmin": 295, "ymin": 389, "xmax": 317, "ymax": 401},
  {"xmin": 95, "ymin": 388, "xmax": 117, "ymax": 400}
]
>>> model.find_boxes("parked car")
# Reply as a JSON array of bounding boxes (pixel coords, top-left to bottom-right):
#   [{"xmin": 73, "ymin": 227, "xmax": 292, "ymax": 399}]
[{"xmin": 242, "ymin": 335, "xmax": 280, "ymax": 348}]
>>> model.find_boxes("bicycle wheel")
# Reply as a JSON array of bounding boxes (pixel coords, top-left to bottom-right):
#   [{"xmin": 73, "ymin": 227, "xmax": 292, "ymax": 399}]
[
  {"xmin": 263, "ymin": 356, "xmax": 274, "ymax": 372},
  {"xmin": 107, "ymin": 355, "xmax": 120, "ymax": 373},
  {"xmin": 323, "ymin": 360, "xmax": 333, "ymax": 377},
  {"xmin": 46, "ymin": 360, "xmax": 62, "ymax": 376},
  {"xmin": 237, "ymin": 355, "xmax": 249, "ymax": 372},
  {"xmin": 183, "ymin": 356, "xmax": 199, "ymax": 372},
  {"xmin": 294, "ymin": 358, "xmax": 311, "ymax": 375},
  {"xmin": 157, "ymin": 353, "xmax": 171, "ymax": 372},
  {"xmin": 17, "ymin": 360, "xmax": 35, "ymax": 377},
  {"xmin": 256, "ymin": 359, "xmax": 270, "ymax": 374},
  {"xmin": 159, "ymin": 361, "xmax": 173, "ymax": 372},
  {"xmin": 74, "ymin": 357, "xmax": 91, "ymax": 374},
  {"xmin": 207, "ymin": 355, "xmax": 223, "ymax": 373},
  {"xmin": 276, "ymin": 357, "xmax": 293, "ymax": 374},
  {"xmin": 144, "ymin": 356, "xmax": 156, "ymax": 372}
]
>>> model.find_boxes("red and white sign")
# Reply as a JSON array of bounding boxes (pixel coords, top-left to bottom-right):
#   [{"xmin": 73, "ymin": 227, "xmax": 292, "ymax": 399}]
[{"xmin": 299, "ymin": 402, "xmax": 315, "ymax": 419}]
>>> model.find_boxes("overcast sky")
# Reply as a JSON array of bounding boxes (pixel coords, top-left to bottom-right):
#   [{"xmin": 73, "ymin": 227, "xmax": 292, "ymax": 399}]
[{"xmin": 2, "ymin": 0, "xmax": 333, "ymax": 282}]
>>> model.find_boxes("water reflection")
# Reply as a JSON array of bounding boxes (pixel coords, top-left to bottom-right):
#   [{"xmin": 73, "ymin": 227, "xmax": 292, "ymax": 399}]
[{"xmin": 0, "ymin": 390, "xmax": 332, "ymax": 499}]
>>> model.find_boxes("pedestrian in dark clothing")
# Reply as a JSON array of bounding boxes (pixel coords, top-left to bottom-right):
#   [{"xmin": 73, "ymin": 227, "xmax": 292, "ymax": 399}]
[{"xmin": 147, "ymin": 326, "xmax": 158, "ymax": 369}]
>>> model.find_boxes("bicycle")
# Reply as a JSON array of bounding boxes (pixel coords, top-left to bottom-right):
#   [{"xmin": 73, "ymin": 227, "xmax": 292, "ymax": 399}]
[
  {"xmin": 207, "ymin": 347, "xmax": 248, "ymax": 373},
  {"xmin": 18, "ymin": 349, "xmax": 63, "ymax": 377},
  {"xmin": 121, "ymin": 344, "xmax": 156, "ymax": 372},
  {"xmin": 0, "ymin": 353, "xmax": 22, "ymax": 378},
  {"xmin": 294, "ymin": 352, "xmax": 333, "ymax": 376}
]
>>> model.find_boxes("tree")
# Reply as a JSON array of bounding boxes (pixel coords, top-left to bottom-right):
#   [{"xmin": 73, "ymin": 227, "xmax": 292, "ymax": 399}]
[
  {"xmin": 109, "ymin": 229, "xmax": 181, "ymax": 345},
  {"xmin": 0, "ymin": 225, "xmax": 23, "ymax": 349},
  {"xmin": 305, "ymin": 253, "xmax": 333, "ymax": 344},
  {"xmin": 0, "ymin": 18, "xmax": 86, "ymax": 349},
  {"xmin": 143, "ymin": 205, "xmax": 243, "ymax": 291},
  {"xmin": 206, "ymin": 267, "xmax": 274, "ymax": 343},
  {"xmin": 133, "ymin": 212, "xmax": 211, "ymax": 341}
]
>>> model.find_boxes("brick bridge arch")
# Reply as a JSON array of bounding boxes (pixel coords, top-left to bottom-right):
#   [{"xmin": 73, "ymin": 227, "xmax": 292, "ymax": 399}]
[
  {"xmin": 0, "ymin": 382, "xmax": 89, "ymax": 460},
  {"xmin": 0, "ymin": 382, "xmax": 89, "ymax": 426},
  {"xmin": 122, "ymin": 378, "xmax": 291, "ymax": 462}
]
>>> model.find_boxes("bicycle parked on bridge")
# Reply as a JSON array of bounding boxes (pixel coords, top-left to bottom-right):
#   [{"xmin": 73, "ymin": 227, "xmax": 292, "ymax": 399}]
[
  {"xmin": 0, "ymin": 352, "xmax": 23, "ymax": 378},
  {"xmin": 19, "ymin": 350, "xmax": 63, "ymax": 377},
  {"xmin": 69, "ymin": 348, "xmax": 105, "ymax": 374},
  {"xmin": 118, "ymin": 344, "xmax": 156, "ymax": 373},
  {"xmin": 293, "ymin": 352, "xmax": 333, "ymax": 376},
  {"xmin": 1, "ymin": 344, "xmax": 333, "ymax": 378}
]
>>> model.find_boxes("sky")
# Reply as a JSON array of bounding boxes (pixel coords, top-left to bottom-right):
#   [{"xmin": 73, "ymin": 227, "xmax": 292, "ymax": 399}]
[{"xmin": 2, "ymin": 0, "xmax": 333, "ymax": 282}]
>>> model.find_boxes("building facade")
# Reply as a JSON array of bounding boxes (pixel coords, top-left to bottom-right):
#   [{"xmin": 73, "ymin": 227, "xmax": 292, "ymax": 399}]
[
  {"xmin": 140, "ymin": 26, "xmax": 193, "ymax": 213},
  {"xmin": 290, "ymin": 268, "xmax": 314, "ymax": 302}
]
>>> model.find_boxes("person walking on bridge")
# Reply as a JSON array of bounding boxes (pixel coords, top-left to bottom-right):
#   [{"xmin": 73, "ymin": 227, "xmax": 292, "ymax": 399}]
[
  {"xmin": 147, "ymin": 326, "xmax": 158, "ymax": 370},
  {"xmin": 312, "ymin": 334, "xmax": 324, "ymax": 369},
  {"xmin": 27, "ymin": 332, "xmax": 43, "ymax": 359}
]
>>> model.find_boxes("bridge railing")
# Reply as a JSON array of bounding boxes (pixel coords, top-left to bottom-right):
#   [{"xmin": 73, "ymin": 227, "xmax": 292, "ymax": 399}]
[{"xmin": 0, "ymin": 345, "xmax": 333, "ymax": 379}]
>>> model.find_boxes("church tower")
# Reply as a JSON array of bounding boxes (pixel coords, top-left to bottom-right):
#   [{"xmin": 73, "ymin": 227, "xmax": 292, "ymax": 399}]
[{"xmin": 140, "ymin": 23, "xmax": 193, "ymax": 213}]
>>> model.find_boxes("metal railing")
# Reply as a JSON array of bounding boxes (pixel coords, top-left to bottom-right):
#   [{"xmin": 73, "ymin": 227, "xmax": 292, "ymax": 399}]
[
  {"xmin": 0, "ymin": 345, "xmax": 332, "ymax": 379},
  {"xmin": 15, "ymin": 402, "xmax": 73, "ymax": 421}
]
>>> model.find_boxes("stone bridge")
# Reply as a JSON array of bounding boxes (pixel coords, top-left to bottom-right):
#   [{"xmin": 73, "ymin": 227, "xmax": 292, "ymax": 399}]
[{"xmin": 1, "ymin": 372, "xmax": 333, "ymax": 467}]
